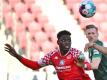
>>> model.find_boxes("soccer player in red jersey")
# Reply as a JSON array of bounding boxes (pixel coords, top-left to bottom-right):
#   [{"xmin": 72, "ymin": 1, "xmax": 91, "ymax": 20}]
[{"xmin": 5, "ymin": 30, "xmax": 91, "ymax": 80}]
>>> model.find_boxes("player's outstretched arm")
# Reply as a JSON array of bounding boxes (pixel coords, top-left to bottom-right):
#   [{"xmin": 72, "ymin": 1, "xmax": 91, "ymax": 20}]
[
  {"xmin": 5, "ymin": 43, "xmax": 21, "ymax": 60},
  {"xmin": 84, "ymin": 42, "xmax": 107, "ymax": 55},
  {"xmin": 4, "ymin": 43, "xmax": 41, "ymax": 70}
]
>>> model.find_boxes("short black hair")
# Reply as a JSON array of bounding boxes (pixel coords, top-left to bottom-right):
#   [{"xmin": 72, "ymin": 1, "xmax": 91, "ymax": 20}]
[
  {"xmin": 85, "ymin": 24, "xmax": 98, "ymax": 31},
  {"xmin": 57, "ymin": 30, "xmax": 71, "ymax": 39}
]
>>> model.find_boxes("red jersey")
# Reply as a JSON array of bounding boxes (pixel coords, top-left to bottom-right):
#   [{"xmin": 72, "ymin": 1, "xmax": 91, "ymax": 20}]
[{"xmin": 38, "ymin": 48, "xmax": 91, "ymax": 80}]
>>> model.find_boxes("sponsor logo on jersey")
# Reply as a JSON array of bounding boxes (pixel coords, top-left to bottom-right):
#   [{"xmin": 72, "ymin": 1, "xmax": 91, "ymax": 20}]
[{"xmin": 56, "ymin": 66, "xmax": 71, "ymax": 72}]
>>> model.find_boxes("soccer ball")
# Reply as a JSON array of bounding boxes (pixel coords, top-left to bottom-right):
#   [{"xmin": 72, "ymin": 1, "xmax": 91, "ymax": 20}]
[{"xmin": 79, "ymin": 0, "xmax": 96, "ymax": 18}]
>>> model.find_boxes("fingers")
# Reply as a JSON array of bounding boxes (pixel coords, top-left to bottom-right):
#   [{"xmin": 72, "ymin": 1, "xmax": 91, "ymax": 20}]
[
  {"xmin": 4, "ymin": 47, "xmax": 9, "ymax": 52},
  {"xmin": 4, "ymin": 43, "xmax": 17, "ymax": 57},
  {"xmin": 84, "ymin": 42, "xmax": 94, "ymax": 52},
  {"xmin": 84, "ymin": 45, "xmax": 88, "ymax": 52},
  {"xmin": 84, "ymin": 43, "xmax": 91, "ymax": 52},
  {"xmin": 5, "ymin": 43, "xmax": 12, "ymax": 48},
  {"xmin": 4, "ymin": 43, "xmax": 13, "ymax": 52}
]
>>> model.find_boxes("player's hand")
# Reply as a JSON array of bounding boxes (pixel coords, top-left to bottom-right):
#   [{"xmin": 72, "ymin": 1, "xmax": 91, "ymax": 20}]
[
  {"xmin": 76, "ymin": 61, "xmax": 84, "ymax": 68},
  {"xmin": 76, "ymin": 53, "xmax": 85, "ymax": 67},
  {"xmin": 84, "ymin": 42, "xmax": 95, "ymax": 52},
  {"xmin": 4, "ymin": 43, "xmax": 18, "ymax": 58},
  {"xmin": 77, "ymin": 53, "xmax": 85, "ymax": 62}
]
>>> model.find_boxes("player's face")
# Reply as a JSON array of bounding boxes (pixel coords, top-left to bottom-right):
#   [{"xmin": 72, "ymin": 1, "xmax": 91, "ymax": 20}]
[
  {"xmin": 85, "ymin": 28, "xmax": 98, "ymax": 42},
  {"xmin": 58, "ymin": 35, "xmax": 71, "ymax": 52}
]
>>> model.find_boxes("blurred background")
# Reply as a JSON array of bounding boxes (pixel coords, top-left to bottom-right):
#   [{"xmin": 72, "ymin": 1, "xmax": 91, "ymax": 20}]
[{"xmin": 1, "ymin": 0, "xmax": 107, "ymax": 80}]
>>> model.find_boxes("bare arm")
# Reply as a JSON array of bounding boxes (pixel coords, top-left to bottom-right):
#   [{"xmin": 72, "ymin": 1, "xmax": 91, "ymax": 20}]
[
  {"xmin": 84, "ymin": 43, "xmax": 107, "ymax": 55},
  {"xmin": 84, "ymin": 43, "xmax": 103, "ymax": 70},
  {"xmin": 91, "ymin": 57, "xmax": 101, "ymax": 69},
  {"xmin": 5, "ymin": 44, "xmax": 22, "ymax": 60},
  {"xmin": 93, "ymin": 44, "xmax": 107, "ymax": 55},
  {"xmin": 4, "ymin": 44, "xmax": 41, "ymax": 70}
]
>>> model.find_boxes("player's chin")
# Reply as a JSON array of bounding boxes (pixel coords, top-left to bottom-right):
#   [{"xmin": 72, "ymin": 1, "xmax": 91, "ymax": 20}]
[{"xmin": 89, "ymin": 38, "xmax": 96, "ymax": 42}]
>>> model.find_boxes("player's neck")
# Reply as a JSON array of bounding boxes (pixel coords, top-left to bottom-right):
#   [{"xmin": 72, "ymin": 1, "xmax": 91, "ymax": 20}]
[{"xmin": 60, "ymin": 50, "xmax": 68, "ymax": 56}]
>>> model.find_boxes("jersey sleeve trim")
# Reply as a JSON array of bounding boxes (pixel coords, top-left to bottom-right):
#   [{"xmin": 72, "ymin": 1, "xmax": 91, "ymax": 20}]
[{"xmin": 92, "ymin": 54, "xmax": 102, "ymax": 58}]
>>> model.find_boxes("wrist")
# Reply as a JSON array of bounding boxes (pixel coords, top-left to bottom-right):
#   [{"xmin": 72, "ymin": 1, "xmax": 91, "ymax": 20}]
[{"xmin": 16, "ymin": 54, "xmax": 22, "ymax": 61}]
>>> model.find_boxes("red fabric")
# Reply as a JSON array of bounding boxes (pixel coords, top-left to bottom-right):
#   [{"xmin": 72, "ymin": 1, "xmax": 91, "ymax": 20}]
[
  {"xmin": 40, "ymin": 48, "xmax": 91, "ymax": 80},
  {"xmin": 84, "ymin": 62, "xmax": 92, "ymax": 70},
  {"xmin": 20, "ymin": 57, "xmax": 41, "ymax": 70},
  {"xmin": 83, "ymin": 74, "xmax": 91, "ymax": 80}
]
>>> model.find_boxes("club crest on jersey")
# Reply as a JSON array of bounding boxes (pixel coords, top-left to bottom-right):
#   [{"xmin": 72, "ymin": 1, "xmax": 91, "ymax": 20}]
[{"xmin": 60, "ymin": 60, "xmax": 64, "ymax": 65}]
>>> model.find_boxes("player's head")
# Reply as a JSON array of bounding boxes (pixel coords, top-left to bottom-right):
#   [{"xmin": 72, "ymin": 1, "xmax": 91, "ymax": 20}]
[
  {"xmin": 85, "ymin": 24, "xmax": 98, "ymax": 42},
  {"xmin": 57, "ymin": 30, "xmax": 71, "ymax": 53}
]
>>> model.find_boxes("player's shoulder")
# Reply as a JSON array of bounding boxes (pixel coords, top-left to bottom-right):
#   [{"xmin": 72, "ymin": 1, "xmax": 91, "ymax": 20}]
[
  {"xmin": 46, "ymin": 49, "xmax": 59, "ymax": 56},
  {"xmin": 69, "ymin": 48, "xmax": 81, "ymax": 57},
  {"xmin": 96, "ymin": 40, "xmax": 103, "ymax": 46},
  {"xmin": 69, "ymin": 48, "xmax": 82, "ymax": 55},
  {"xmin": 70, "ymin": 48, "xmax": 81, "ymax": 52}
]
